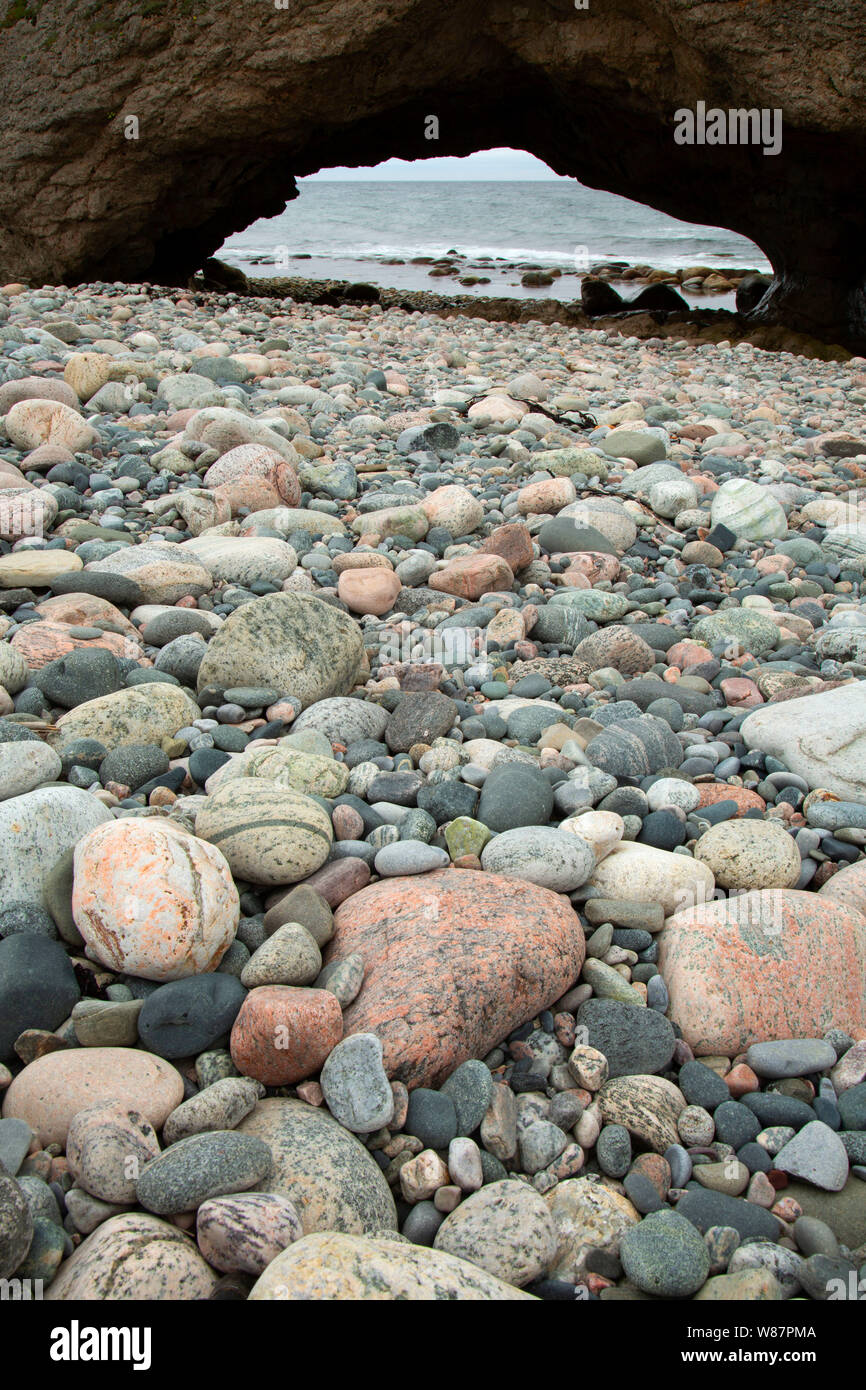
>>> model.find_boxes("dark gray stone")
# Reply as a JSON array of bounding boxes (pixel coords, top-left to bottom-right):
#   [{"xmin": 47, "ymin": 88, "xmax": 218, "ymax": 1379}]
[
  {"xmin": 137, "ymin": 974, "xmax": 247, "ymax": 1059},
  {"xmin": 135, "ymin": 1131, "xmax": 273, "ymax": 1215},
  {"xmin": 576, "ymin": 998, "xmax": 676, "ymax": 1077},
  {"xmin": 477, "ymin": 762, "xmax": 554, "ymax": 832},
  {"xmin": 33, "ymin": 648, "xmax": 122, "ymax": 708},
  {"xmin": 0, "ymin": 934, "xmax": 80, "ymax": 1061},
  {"xmin": 404, "ymin": 1089, "xmax": 458, "ymax": 1149}
]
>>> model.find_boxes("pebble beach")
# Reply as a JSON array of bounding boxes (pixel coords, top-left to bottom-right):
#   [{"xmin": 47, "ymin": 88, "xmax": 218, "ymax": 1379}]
[{"xmin": 0, "ymin": 277, "xmax": 865, "ymax": 1303}]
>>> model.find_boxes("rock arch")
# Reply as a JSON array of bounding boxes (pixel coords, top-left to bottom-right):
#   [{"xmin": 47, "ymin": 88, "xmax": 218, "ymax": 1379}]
[{"xmin": 1, "ymin": 0, "xmax": 864, "ymax": 346}]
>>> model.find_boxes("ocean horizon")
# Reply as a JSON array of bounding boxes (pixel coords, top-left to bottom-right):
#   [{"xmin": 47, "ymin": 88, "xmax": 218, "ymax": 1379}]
[{"xmin": 219, "ymin": 178, "xmax": 772, "ymax": 304}]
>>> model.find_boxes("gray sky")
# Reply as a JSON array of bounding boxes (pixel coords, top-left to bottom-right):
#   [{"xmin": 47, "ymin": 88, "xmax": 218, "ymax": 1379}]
[{"xmin": 303, "ymin": 149, "xmax": 562, "ymax": 181}]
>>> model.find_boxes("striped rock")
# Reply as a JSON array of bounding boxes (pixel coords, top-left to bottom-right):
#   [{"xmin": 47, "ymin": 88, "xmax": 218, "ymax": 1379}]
[
  {"xmin": 325, "ymin": 869, "xmax": 585, "ymax": 1089},
  {"xmin": 0, "ymin": 785, "xmax": 112, "ymax": 905},
  {"xmin": 249, "ymin": 1232, "xmax": 534, "ymax": 1300},
  {"xmin": 659, "ymin": 890, "xmax": 866, "ymax": 1056},
  {"xmin": 599, "ymin": 1075, "xmax": 687, "ymax": 1152},
  {"xmin": 44, "ymin": 1213, "xmax": 217, "ymax": 1301},
  {"xmin": 0, "ymin": 486, "xmax": 57, "ymax": 542},
  {"xmin": 818, "ymin": 523, "xmax": 866, "ymax": 562},
  {"xmin": 196, "ymin": 778, "xmax": 333, "ymax": 886},
  {"xmin": 48, "ymin": 683, "xmax": 201, "ymax": 753},
  {"xmin": 207, "ymin": 746, "xmax": 348, "ymax": 799},
  {"xmin": 10, "ymin": 620, "xmax": 143, "ymax": 670},
  {"xmin": 0, "ymin": 642, "xmax": 27, "ymax": 693},
  {"xmin": 195, "ymin": 1192, "xmax": 303, "ymax": 1275},
  {"xmin": 710, "ymin": 478, "xmax": 788, "ymax": 541},
  {"xmin": 87, "ymin": 542, "xmax": 212, "ymax": 604},
  {"xmin": 196, "ymin": 592, "xmax": 365, "ymax": 710},
  {"xmin": 72, "ymin": 819, "xmax": 239, "ymax": 981}
]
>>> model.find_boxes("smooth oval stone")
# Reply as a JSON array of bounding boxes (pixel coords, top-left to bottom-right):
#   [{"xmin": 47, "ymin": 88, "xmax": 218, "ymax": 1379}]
[
  {"xmin": 745, "ymin": 1039, "xmax": 837, "ymax": 1079},
  {"xmin": 195, "ymin": 1192, "xmax": 303, "ymax": 1275},
  {"xmin": 481, "ymin": 827, "xmax": 595, "ymax": 892},
  {"xmin": 319, "ymin": 1033, "xmax": 395, "ymax": 1134},
  {"xmin": 137, "ymin": 974, "xmax": 248, "ymax": 1059},
  {"xmin": 575, "ymin": 998, "xmax": 676, "ymax": 1078},
  {"xmin": 2, "ymin": 1048, "xmax": 184, "ymax": 1146},
  {"xmin": 237, "ymin": 1098, "xmax": 397, "ymax": 1235},
  {"xmin": 195, "ymin": 780, "xmax": 333, "ymax": 886},
  {"xmin": 136, "ymin": 1131, "xmax": 273, "ymax": 1215},
  {"xmin": 620, "ymin": 1208, "xmax": 711, "ymax": 1298}
]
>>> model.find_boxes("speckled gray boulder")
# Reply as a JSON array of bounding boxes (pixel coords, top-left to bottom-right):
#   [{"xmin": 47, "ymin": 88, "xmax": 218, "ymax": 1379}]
[
  {"xmin": 620, "ymin": 1208, "xmax": 710, "ymax": 1297},
  {"xmin": 135, "ymin": 1131, "xmax": 273, "ymax": 1215},
  {"xmin": 237, "ymin": 1097, "xmax": 397, "ymax": 1235},
  {"xmin": 0, "ymin": 785, "xmax": 112, "ymax": 905},
  {"xmin": 196, "ymin": 593, "xmax": 364, "ymax": 709},
  {"xmin": 249, "ymin": 1232, "xmax": 535, "ymax": 1300}
]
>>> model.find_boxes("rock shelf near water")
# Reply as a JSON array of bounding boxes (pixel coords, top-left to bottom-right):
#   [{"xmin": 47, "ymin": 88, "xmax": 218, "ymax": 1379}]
[{"xmin": 0, "ymin": 278, "xmax": 865, "ymax": 1302}]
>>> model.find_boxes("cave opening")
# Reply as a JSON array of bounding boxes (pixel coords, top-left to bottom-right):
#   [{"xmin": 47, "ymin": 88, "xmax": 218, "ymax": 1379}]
[{"xmin": 210, "ymin": 149, "xmax": 771, "ymax": 316}]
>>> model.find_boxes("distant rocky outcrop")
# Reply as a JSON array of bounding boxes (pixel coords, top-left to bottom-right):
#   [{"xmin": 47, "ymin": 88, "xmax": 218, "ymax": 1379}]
[{"xmin": 0, "ymin": 0, "xmax": 864, "ymax": 346}]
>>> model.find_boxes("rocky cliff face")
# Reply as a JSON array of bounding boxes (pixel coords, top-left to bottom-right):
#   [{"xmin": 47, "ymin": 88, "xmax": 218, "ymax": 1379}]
[{"xmin": 1, "ymin": 0, "xmax": 864, "ymax": 346}]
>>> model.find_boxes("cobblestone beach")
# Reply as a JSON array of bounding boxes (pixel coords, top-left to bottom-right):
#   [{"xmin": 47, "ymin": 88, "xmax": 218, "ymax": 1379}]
[{"xmin": 0, "ymin": 278, "xmax": 865, "ymax": 1301}]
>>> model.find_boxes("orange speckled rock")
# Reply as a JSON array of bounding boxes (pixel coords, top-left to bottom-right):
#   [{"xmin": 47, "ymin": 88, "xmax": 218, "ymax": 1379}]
[
  {"xmin": 667, "ymin": 641, "xmax": 714, "ymax": 669},
  {"xmin": 72, "ymin": 819, "xmax": 239, "ymax": 981},
  {"xmin": 230, "ymin": 986, "xmax": 343, "ymax": 1085},
  {"xmin": 428, "ymin": 555, "xmax": 514, "ymax": 601},
  {"xmin": 559, "ymin": 566, "xmax": 591, "ymax": 589},
  {"xmin": 1, "ymin": 1048, "xmax": 184, "ymax": 1146},
  {"xmin": 34, "ymin": 592, "xmax": 140, "ymax": 638},
  {"xmin": 479, "ymin": 523, "xmax": 534, "ymax": 572},
  {"xmin": 817, "ymin": 859, "xmax": 866, "ymax": 916},
  {"xmin": 558, "ymin": 553, "xmax": 621, "ymax": 585},
  {"xmin": 659, "ymin": 890, "xmax": 866, "ymax": 1057},
  {"xmin": 44, "ymin": 1213, "xmax": 217, "ymax": 1301},
  {"xmin": 326, "ymin": 869, "xmax": 585, "ymax": 1089},
  {"xmin": 10, "ymin": 620, "xmax": 144, "ymax": 670},
  {"xmin": 696, "ymin": 783, "xmax": 766, "ymax": 815}
]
